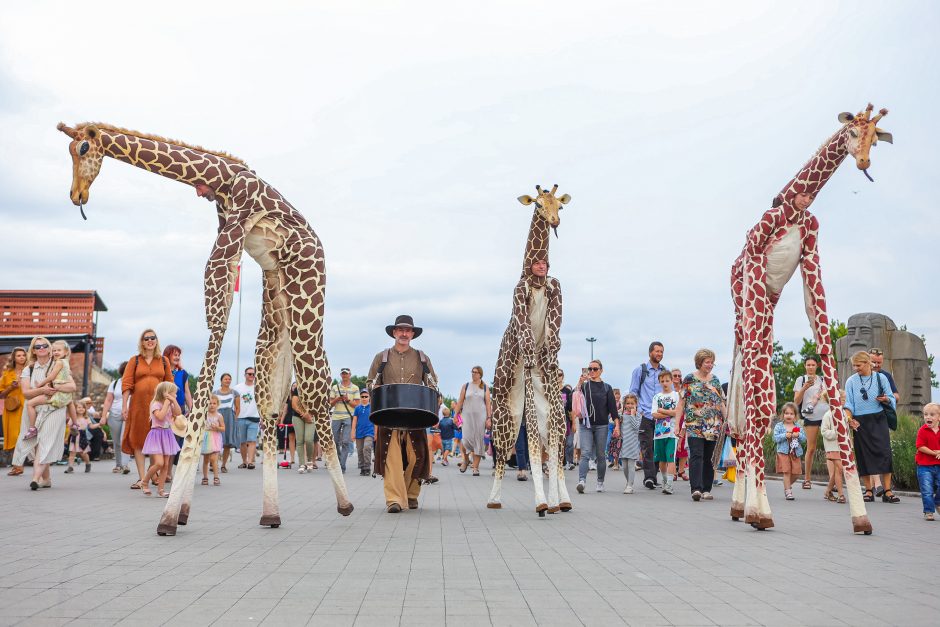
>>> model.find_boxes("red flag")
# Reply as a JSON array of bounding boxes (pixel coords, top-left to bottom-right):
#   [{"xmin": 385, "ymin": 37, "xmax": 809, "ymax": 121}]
[{"xmin": 234, "ymin": 263, "xmax": 241, "ymax": 293}]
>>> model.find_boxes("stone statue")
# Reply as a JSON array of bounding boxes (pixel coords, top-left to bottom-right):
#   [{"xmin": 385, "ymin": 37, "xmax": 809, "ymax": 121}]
[{"xmin": 835, "ymin": 312, "xmax": 932, "ymax": 416}]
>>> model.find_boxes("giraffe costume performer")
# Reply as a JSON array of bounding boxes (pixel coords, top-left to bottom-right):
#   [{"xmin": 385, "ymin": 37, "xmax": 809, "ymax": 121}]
[
  {"xmin": 487, "ymin": 185, "xmax": 572, "ymax": 516},
  {"xmin": 726, "ymin": 104, "xmax": 892, "ymax": 533},
  {"xmin": 57, "ymin": 122, "xmax": 353, "ymax": 535}
]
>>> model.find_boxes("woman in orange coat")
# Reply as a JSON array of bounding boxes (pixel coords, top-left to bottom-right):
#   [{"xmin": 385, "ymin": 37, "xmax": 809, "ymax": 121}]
[
  {"xmin": 1, "ymin": 347, "xmax": 27, "ymax": 473},
  {"xmin": 122, "ymin": 329, "xmax": 173, "ymax": 489}
]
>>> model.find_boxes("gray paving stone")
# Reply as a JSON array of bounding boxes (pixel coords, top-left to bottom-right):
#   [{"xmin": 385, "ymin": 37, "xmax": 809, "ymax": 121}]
[{"xmin": 3, "ymin": 461, "xmax": 940, "ymax": 625}]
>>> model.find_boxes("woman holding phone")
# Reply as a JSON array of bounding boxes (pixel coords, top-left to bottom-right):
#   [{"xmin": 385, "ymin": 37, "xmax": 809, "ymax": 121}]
[{"xmin": 793, "ymin": 356, "xmax": 828, "ymax": 489}]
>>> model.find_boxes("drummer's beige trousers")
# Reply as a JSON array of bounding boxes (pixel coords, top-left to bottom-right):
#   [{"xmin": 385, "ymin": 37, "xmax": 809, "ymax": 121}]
[{"xmin": 384, "ymin": 429, "xmax": 421, "ymax": 508}]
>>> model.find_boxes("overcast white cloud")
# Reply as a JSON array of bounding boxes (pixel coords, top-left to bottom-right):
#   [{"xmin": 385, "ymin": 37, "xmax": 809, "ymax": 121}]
[{"xmin": 1, "ymin": 1, "xmax": 937, "ymax": 398}]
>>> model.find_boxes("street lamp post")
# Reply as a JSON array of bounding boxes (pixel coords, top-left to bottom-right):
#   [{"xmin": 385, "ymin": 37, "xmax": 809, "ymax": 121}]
[{"xmin": 585, "ymin": 337, "xmax": 597, "ymax": 361}]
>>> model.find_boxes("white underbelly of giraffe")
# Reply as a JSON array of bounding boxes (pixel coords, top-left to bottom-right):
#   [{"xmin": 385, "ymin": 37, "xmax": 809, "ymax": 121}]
[
  {"xmin": 244, "ymin": 223, "xmax": 281, "ymax": 272},
  {"xmin": 764, "ymin": 226, "xmax": 802, "ymax": 296}
]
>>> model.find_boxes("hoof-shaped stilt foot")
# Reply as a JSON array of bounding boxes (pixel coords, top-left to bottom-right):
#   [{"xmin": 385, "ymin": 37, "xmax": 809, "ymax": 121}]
[
  {"xmin": 486, "ymin": 502, "xmax": 502, "ymax": 509},
  {"xmin": 156, "ymin": 523, "xmax": 176, "ymax": 537},
  {"xmin": 260, "ymin": 514, "xmax": 281, "ymax": 528},
  {"xmin": 178, "ymin": 505, "xmax": 190, "ymax": 526},
  {"xmin": 852, "ymin": 515, "xmax": 873, "ymax": 535},
  {"xmin": 548, "ymin": 506, "xmax": 560, "ymax": 514},
  {"xmin": 536, "ymin": 503, "xmax": 548, "ymax": 518},
  {"xmin": 730, "ymin": 504, "xmax": 744, "ymax": 521},
  {"xmin": 337, "ymin": 503, "xmax": 354, "ymax": 517},
  {"xmin": 538, "ymin": 509, "xmax": 546, "ymax": 518},
  {"xmin": 559, "ymin": 502, "xmax": 572, "ymax": 512},
  {"xmin": 750, "ymin": 516, "xmax": 774, "ymax": 530}
]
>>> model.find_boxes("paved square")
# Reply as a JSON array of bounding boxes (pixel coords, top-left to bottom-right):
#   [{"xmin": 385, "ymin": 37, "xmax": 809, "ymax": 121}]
[{"xmin": 1, "ymin": 460, "xmax": 937, "ymax": 626}]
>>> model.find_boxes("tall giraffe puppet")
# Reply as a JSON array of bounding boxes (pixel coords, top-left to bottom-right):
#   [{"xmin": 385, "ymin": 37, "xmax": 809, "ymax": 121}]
[
  {"xmin": 57, "ymin": 122, "xmax": 353, "ymax": 535},
  {"xmin": 487, "ymin": 185, "xmax": 572, "ymax": 516},
  {"xmin": 726, "ymin": 104, "xmax": 892, "ymax": 533}
]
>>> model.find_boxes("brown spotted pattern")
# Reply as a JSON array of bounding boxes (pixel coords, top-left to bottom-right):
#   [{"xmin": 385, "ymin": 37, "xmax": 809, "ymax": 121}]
[{"xmin": 57, "ymin": 122, "xmax": 351, "ymax": 535}]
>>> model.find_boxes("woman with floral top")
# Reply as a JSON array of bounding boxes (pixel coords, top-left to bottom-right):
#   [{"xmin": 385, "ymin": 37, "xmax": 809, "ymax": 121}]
[{"xmin": 676, "ymin": 348, "xmax": 726, "ymax": 502}]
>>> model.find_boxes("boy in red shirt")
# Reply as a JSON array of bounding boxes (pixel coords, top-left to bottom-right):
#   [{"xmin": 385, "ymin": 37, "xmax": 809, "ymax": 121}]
[{"xmin": 915, "ymin": 402, "xmax": 940, "ymax": 521}]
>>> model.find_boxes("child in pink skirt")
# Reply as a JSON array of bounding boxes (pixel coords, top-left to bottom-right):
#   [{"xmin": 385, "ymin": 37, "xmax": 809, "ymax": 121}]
[
  {"xmin": 140, "ymin": 381, "xmax": 181, "ymax": 497},
  {"xmin": 201, "ymin": 395, "xmax": 225, "ymax": 486}
]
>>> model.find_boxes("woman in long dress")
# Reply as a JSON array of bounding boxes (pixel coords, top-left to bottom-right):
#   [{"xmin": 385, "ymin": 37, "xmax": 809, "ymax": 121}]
[
  {"xmin": 214, "ymin": 373, "xmax": 240, "ymax": 473},
  {"xmin": 1, "ymin": 347, "xmax": 27, "ymax": 474},
  {"xmin": 121, "ymin": 329, "xmax": 173, "ymax": 489},
  {"xmin": 21, "ymin": 337, "xmax": 77, "ymax": 490},
  {"xmin": 454, "ymin": 366, "xmax": 492, "ymax": 476}
]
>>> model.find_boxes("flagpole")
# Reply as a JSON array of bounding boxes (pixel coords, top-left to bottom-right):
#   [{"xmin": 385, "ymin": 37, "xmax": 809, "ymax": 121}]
[{"xmin": 235, "ymin": 262, "xmax": 242, "ymax": 384}]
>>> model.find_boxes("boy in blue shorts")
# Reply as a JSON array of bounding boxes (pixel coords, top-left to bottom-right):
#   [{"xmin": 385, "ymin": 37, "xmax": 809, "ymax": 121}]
[
  {"xmin": 651, "ymin": 371, "xmax": 679, "ymax": 495},
  {"xmin": 439, "ymin": 408, "xmax": 456, "ymax": 466}
]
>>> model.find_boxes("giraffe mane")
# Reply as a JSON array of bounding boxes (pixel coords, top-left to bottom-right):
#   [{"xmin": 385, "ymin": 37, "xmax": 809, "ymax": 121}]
[{"xmin": 77, "ymin": 122, "xmax": 249, "ymax": 166}]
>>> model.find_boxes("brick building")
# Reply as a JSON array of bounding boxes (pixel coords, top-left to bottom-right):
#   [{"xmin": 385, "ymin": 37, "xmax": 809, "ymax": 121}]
[{"xmin": 0, "ymin": 290, "xmax": 110, "ymax": 398}]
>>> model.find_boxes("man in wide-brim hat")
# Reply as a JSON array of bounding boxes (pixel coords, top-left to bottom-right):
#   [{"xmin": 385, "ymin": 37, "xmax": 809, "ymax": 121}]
[{"xmin": 368, "ymin": 314, "xmax": 438, "ymax": 513}]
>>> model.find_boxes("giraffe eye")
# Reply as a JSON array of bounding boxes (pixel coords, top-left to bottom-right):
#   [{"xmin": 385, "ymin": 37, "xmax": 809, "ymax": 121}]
[
  {"xmin": 848, "ymin": 128, "xmax": 859, "ymax": 139},
  {"xmin": 79, "ymin": 141, "xmax": 90, "ymax": 156}
]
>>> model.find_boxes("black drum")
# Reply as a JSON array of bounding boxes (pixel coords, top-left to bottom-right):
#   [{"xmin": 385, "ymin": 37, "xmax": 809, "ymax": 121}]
[{"xmin": 370, "ymin": 383, "xmax": 439, "ymax": 429}]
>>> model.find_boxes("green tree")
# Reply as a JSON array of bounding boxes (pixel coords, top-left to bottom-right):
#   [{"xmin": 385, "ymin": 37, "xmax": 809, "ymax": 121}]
[{"xmin": 771, "ymin": 320, "xmax": 848, "ymax": 412}]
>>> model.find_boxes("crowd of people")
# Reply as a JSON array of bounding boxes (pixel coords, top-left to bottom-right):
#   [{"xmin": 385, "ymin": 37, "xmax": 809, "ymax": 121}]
[{"xmin": 2, "ymin": 331, "xmax": 939, "ymax": 522}]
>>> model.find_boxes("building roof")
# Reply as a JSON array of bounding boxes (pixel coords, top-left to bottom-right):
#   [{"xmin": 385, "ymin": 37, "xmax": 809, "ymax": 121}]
[{"xmin": 0, "ymin": 291, "xmax": 107, "ymax": 337}]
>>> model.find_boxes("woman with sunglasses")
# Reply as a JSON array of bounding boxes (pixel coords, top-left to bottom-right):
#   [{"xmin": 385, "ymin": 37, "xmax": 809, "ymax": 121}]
[
  {"xmin": 845, "ymin": 350, "xmax": 899, "ymax": 503},
  {"xmin": 20, "ymin": 337, "xmax": 77, "ymax": 490},
  {"xmin": 121, "ymin": 329, "xmax": 174, "ymax": 489},
  {"xmin": 453, "ymin": 366, "xmax": 492, "ymax": 476}
]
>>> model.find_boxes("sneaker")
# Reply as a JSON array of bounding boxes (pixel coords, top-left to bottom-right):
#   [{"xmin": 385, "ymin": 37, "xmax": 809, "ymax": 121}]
[
  {"xmin": 588, "ymin": 460, "xmax": 597, "ymax": 471},
  {"xmin": 623, "ymin": 485, "xmax": 634, "ymax": 494},
  {"xmin": 692, "ymin": 490, "xmax": 702, "ymax": 501},
  {"xmin": 713, "ymin": 479, "xmax": 724, "ymax": 486},
  {"xmin": 298, "ymin": 465, "xmax": 307, "ymax": 474},
  {"xmin": 85, "ymin": 463, "xmax": 91, "ymax": 473},
  {"xmin": 702, "ymin": 492, "xmax": 714, "ymax": 500},
  {"xmin": 662, "ymin": 484, "xmax": 673, "ymax": 495},
  {"xmin": 576, "ymin": 480, "xmax": 585, "ymax": 494},
  {"xmin": 925, "ymin": 512, "xmax": 935, "ymax": 521},
  {"xmin": 644, "ymin": 478, "xmax": 655, "ymax": 490},
  {"xmin": 122, "ymin": 466, "xmax": 131, "ymax": 475},
  {"xmin": 596, "ymin": 482, "xmax": 605, "ymax": 493},
  {"xmin": 360, "ymin": 470, "xmax": 370, "ymax": 476},
  {"xmin": 785, "ymin": 489, "xmax": 795, "ymax": 500}
]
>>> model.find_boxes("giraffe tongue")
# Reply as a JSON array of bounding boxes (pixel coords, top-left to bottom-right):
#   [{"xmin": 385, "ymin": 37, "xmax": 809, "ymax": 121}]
[
  {"xmin": 863, "ymin": 169, "xmax": 874, "ymax": 182},
  {"xmin": 552, "ymin": 225, "xmax": 558, "ymax": 238},
  {"xmin": 79, "ymin": 203, "xmax": 87, "ymax": 220}
]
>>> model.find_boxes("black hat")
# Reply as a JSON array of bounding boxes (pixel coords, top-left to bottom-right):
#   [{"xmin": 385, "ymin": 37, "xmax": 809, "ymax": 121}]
[{"xmin": 385, "ymin": 314, "xmax": 423, "ymax": 339}]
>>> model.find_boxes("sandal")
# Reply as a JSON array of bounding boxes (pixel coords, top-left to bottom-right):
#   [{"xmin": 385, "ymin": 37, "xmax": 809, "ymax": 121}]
[
  {"xmin": 459, "ymin": 462, "xmax": 468, "ymax": 473},
  {"xmin": 247, "ymin": 463, "xmax": 255, "ymax": 469},
  {"xmin": 882, "ymin": 490, "xmax": 900, "ymax": 504},
  {"xmin": 837, "ymin": 495, "xmax": 846, "ymax": 504},
  {"xmin": 201, "ymin": 477, "xmax": 209, "ymax": 485},
  {"xmin": 238, "ymin": 463, "xmax": 247, "ymax": 469},
  {"xmin": 7, "ymin": 467, "xmax": 23, "ymax": 476},
  {"xmin": 158, "ymin": 490, "xmax": 170, "ymax": 498},
  {"xmin": 130, "ymin": 480, "xmax": 143, "ymax": 490},
  {"xmin": 863, "ymin": 489, "xmax": 874, "ymax": 502},
  {"xmin": 472, "ymin": 469, "xmax": 480, "ymax": 477},
  {"xmin": 802, "ymin": 480, "xmax": 812, "ymax": 489},
  {"xmin": 112, "ymin": 466, "xmax": 122, "ymax": 473},
  {"xmin": 213, "ymin": 477, "xmax": 220, "ymax": 486},
  {"xmin": 824, "ymin": 491, "xmax": 837, "ymax": 502},
  {"xmin": 517, "ymin": 472, "xmax": 528, "ymax": 481},
  {"xmin": 221, "ymin": 466, "xmax": 228, "ymax": 473},
  {"xmin": 141, "ymin": 485, "xmax": 152, "ymax": 496}
]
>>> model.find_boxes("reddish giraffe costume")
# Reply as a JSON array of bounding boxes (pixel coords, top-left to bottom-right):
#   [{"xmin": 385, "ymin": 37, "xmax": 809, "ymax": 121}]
[
  {"xmin": 487, "ymin": 185, "xmax": 572, "ymax": 515},
  {"xmin": 57, "ymin": 122, "xmax": 352, "ymax": 536},
  {"xmin": 726, "ymin": 104, "xmax": 892, "ymax": 533}
]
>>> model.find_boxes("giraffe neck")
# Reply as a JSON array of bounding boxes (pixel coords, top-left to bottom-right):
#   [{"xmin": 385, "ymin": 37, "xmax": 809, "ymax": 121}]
[
  {"xmin": 778, "ymin": 126, "xmax": 849, "ymax": 203},
  {"xmin": 522, "ymin": 210, "xmax": 550, "ymax": 287},
  {"xmin": 100, "ymin": 130, "xmax": 248, "ymax": 201}
]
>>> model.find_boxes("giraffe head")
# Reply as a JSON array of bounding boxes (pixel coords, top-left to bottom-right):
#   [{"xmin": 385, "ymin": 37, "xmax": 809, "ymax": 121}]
[
  {"xmin": 57, "ymin": 122, "xmax": 104, "ymax": 217},
  {"xmin": 837, "ymin": 103, "xmax": 892, "ymax": 178},
  {"xmin": 517, "ymin": 184, "xmax": 571, "ymax": 235}
]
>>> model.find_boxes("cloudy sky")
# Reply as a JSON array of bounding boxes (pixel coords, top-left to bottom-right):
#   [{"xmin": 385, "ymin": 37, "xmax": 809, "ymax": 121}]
[{"xmin": 2, "ymin": 1, "xmax": 937, "ymax": 399}]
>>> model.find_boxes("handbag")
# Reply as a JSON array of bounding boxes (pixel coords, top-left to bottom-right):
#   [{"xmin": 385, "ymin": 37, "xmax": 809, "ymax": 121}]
[
  {"xmin": 875, "ymin": 374, "xmax": 898, "ymax": 431},
  {"xmin": 4, "ymin": 394, "xmax": 20, "ymax": 412}
]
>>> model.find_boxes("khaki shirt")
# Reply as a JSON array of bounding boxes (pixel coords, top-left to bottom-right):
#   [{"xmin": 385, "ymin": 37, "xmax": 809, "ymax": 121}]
[{"xmin": 368, "ymin": 346, "xmax": 438, "ymax": 389}]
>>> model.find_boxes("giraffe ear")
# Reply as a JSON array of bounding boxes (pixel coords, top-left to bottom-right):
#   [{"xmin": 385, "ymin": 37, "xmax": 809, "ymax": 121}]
[
  {"xmin": 84, "ymin": 124, "xmax": 100, "ymax": 140},
  {"xmin": 875, "ymin": 129, "xmax": 893, "ymax": 144},
  {"xmin": 559, "ymin": 194, "xmax": 571, "ymax": 204},
  {"xmin": 838, "ymin": 112, "xmax": 854, "ymax": 123},
  {"xmin": 518, "ymin": 195, "xmax": 535, "ymax": 206}
]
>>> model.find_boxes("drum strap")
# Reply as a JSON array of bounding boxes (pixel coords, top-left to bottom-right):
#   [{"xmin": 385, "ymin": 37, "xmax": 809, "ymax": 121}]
[{"xmin": 376, "ymin": 348, "xmax": 430, "ymax": 385}]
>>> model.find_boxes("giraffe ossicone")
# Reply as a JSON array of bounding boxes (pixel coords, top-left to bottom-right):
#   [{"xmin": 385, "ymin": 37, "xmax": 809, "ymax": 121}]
[
  {"xmin": 727, "ymin": 104, "xmax": 892, "ymax": 534},
  {"xmin": 57, "ymin": 121, "xmax": 353, "ymax": 535},
  {"xmin": 487, "ymin": 184, "xmax": 571, "ymax": 515}
]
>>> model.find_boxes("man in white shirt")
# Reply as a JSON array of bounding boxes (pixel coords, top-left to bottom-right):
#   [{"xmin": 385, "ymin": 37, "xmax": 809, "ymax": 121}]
[{"xmin": 233, "ymin": 367, "xmax": 260, "ymax": 469}]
